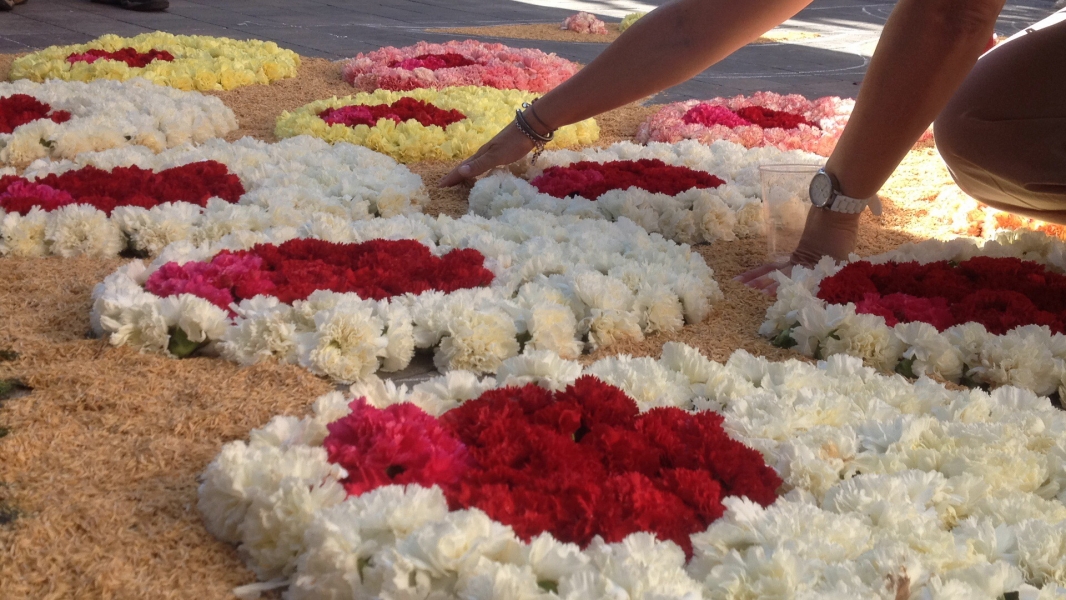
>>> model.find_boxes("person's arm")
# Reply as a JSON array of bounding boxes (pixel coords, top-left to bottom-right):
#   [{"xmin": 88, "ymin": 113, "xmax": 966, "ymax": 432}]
[
  {"xmin": 792, "ymin": 0, "xmax": 1005, "ymax": 264},
  {"xmin": 740, "ymin": 0, "xmax": 1005, "ymax": 290},
  {"xmin": 440, "ymin": 0, "xmax": 813, "ymax": 186}
]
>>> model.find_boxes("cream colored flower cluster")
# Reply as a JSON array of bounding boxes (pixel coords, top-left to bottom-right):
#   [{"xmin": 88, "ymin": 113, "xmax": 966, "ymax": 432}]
[
  {"xmin": 469, "ymin": 139, "xmax": 822, "ymax": 244},
  {"xmin": 762, "ymin": 230, "xmax": 1066, "ymax": 395},
  {"xmin": 91, "ymin": 209, "xmax": 720, "ymax": 381},
  {"xmin": 0, "ymin": 78, "xmax": 237, "ymax": 168},
  {"xmin": 198, "ymin": 343, "xmax": 1066, "ymax": 599},
  {"xmin": 275, "ymin": 86, "xmax": 600, "ymax": 163},
  {"xmin": 0, "ymin": 136, "xmax": 427, "ymax": 258},
  {"xmin": 10, "ymin": 32, "xmax": 300, "ymax": 91}
]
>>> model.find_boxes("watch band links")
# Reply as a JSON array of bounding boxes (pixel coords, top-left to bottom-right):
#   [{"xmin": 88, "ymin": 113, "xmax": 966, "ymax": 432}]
[{"xmin": 828, "ymin": 194, "xmax": 883, "ymax": 216}]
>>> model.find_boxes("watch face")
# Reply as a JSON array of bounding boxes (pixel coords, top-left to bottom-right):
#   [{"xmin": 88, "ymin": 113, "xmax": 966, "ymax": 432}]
[{"xmin": 809, "ymin": 171, "xmax": 833, "ymax": 207}]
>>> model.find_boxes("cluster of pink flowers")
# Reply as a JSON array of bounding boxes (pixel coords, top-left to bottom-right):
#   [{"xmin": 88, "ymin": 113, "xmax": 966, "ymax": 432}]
[
  {"xmin": 342, "ymin": 40, "xmax": 580, "ymax": 93},
  {"xmin": 561, "ymin": 12, "xmax": 608, "ymax": 35},
  {"xmin": 636, "ymin": 92, "xmax": 855, "ymax": 156}
]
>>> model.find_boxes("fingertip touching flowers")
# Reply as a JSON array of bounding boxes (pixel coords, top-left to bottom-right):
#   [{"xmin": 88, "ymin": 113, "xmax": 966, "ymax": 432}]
[
  {"xmin": 10, "ymin": 32, "xmax": 300, "ymax": 91},
  {"xmin": 562, "ymin": 12, "xmax": 609, "ymax": 35},
  {"xmin": 198, "ymin": 342, "xmax": 1066, "ymax": 598},
  {"xmin": 92, "ymin": 209, "xmax": 720, "ymax": 377},
  {"xmin": 0, "ymin": 136, "xmax": 427, "ymax": 258},
  {"xmin": 276, "ymin": 86, "xmax": 599, "ymax": 163},
  {"xmin": 638, "ymin": 92, "xmax": 854, "ymax": 156},
  {"xmin": 342, "ymin": 39, "xmax": 580, "ymax": 93},
  {"xmin": 470, "ymin": 139, "xmax": 821, "ymax": 244},
  {"xmin": 0, "ymin": 78, "xmax": 237, "ymax": 168},
  {"xmin": 763, "ymin": 229, "xmax": 1066, "ymax": 396}
]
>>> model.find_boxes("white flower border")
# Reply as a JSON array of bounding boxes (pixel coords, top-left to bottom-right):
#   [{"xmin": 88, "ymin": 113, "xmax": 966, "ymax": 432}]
[
  {"xmin": 0, "ymin": 78, "xmax": 237, "ymax": 169},
  {"xmin": 91, "ymin": 209, "xmax": 720, "ymax": 381},
  {"xmin": 469, "ymin": 140, "xmax": 823, "ymax": 245},
  {"xmin": 0, "ymin": 136, "xmax": 427, "ymax": 258},
  {"xmin": 762, "ymin": 230, "xmax": 1066, "ymax": 396},
  {"xmin": 199, "ymin": 342, "xmax": 1066, "ymax": 599}
]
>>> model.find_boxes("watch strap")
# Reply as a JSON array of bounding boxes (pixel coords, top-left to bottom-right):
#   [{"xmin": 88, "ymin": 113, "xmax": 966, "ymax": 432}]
[{"xmin": 828, "ymin": 194, "xmax": 882, "ymax": 216}]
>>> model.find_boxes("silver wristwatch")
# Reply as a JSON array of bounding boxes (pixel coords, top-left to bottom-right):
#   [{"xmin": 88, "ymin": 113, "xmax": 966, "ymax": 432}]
[{"xmin": 809, "ymin": 168, "xmax": 882, "ymax": 215}]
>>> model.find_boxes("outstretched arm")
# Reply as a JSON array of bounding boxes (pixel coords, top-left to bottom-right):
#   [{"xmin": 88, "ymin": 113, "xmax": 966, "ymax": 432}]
[
  {"xmin": 440, "ymin": 0, "xmax": 813, "ymax": 186},
  {"xmin": 740, "ymin": 0, "xmax": 1005, "ymax": 291}
]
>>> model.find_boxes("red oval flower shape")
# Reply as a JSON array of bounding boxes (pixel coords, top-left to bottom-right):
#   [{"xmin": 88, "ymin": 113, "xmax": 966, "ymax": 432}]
[
  {"xmin": 680, "ymin": 102, "xmax": 818, "ymax": 131},
  {"xmin": 530, "ymin": 159, "xmax": 725, "ymax": 200},
  {"xmin": 0, "ymin": 161, "xmax": 246, "ymax": 216},
  {"xmin": 0, "ymin": 94, "xmax": 72, "ymax": 134},
  {"xmin": 387, "ymin": 52, "xmax": 478, "ymax": 71},
  {"xmin": 66, "ymin": 48, "xmax": 176, "ymax": 69},
  {"xmin": 818, "ymin": 257, "xmax": 1066, "ymax": 334},
  {"xmin": 324, "ymin": 377, "xmax": 782, "ymax": 557},
  {"xmin": 144, "ymin": 238, "xmax": 496, "ymax": 308},
  {"xmin": 319, "ymin": 97, "xmax": 467, "ymax": 129}
]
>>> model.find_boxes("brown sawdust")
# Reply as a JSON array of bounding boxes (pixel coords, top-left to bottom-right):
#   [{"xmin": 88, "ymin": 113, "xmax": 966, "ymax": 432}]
[
  {"xmin": 0, "ymin": 49, "xmax": 972, "ymax": 598},
  {"xmin": 429, "ymin": 24, "xmax": 820, "ymax": 46}
]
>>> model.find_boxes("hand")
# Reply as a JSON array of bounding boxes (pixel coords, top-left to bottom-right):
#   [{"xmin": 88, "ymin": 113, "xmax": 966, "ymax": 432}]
[
  {"xmin": 736, "ymin": 206, "xmax": 863, "ymax": 295},
  {"xmin": 438, "ymin": 122, "xmax": 535, "ymax": 187}
]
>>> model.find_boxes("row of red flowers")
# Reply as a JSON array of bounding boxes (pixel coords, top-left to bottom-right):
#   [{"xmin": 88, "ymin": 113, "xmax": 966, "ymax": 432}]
[
  {"xmin": 318, "ymin": 97, "xmax": 467, "ymax": 129},
  {"xmin": 325, "ymin": 377, "xmax": 782, "ymax": 556},
  {"xmin": 817, "ymin": 256, "xmax": 1066, "ymax": 334},
  {"xmin": 386, "ymin": 52, "xmax": 477, "ymax": 71},
  {"xmin": 144, "ymin": 238, "xmax": 495, "ymax": 308},
  {"xmin": 682, "ymin": 103, "xmax": 819, "ymax": 130},
  {"xmin": 0, "ymin": 94, "xmax": 71, "ymax": 134},
  {"xmin": 66, "ymin": 48, "xmax": 175, "ymax": 68},
  {"xmin": 0, "ymin": 161, "xmax": 245, "ymax": 216},
  {"xmin": 531, "ymin": 159, "xmax": 725, "ymax": 200}
]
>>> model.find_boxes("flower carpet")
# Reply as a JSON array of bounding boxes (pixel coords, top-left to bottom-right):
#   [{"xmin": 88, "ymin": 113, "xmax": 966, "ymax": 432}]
[
  {"xmin": 0, "ymin": 136, "xmax": 426, "ymax": 257},
  {"xmin": 0, "ymin": 78, "xmax": 237, "ymax": 168},
  {"xmin": 93, "ymin": 209, "xmax": 719, "ymax": 379},
  {"xmin": 10, "ymin": 32, "xmax": 300, "ymax": 91},
  {"xmin": 275, "ymin": 87, "xmax": 600, "ymax": 163},
  {"xmin": 470, "ymin": 140, "xmax": 822, "ymax": 244},
  {"xmin": 2, "ymin": 30, "xmax": 1066, "ymax": 600},
  {"xmin": 342, "ymin": 40, "xmax": 580, "ymax": 93}
]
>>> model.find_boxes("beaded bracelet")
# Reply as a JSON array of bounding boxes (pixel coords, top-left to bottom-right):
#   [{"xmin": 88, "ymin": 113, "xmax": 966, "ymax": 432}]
[{"xmin": 515, "ymin": 102, "xmax": 554, "ymax": 164}]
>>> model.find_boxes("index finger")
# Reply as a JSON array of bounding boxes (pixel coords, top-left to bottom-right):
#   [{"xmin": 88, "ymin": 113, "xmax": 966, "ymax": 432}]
[{"xmin": 439, "ymin": 162, "xmax": 474, "ymax": 188}]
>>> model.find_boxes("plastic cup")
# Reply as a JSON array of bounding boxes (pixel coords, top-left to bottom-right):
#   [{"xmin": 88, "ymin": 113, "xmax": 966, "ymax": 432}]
[{"xmin": 760, "ymin": 163, "xmax": 822, "ymax": 261}]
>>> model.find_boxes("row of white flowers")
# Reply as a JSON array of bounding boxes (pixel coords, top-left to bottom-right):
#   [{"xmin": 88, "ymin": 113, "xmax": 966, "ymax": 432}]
[
  {"xmin": 762, "ymin": 230, "xmax": 1066, "ymax": 396},
  {"xmin": 469, "ymin": 140, "xmax": 823, "ymax": 245},
  {"xmin": 0, "ymin": 136, "xmax": 427, "ymax": 258},
  {"xmin": 1, "ymin": 78, "xmax": 237, "ymax": 168},
  {"xmin": 199, "ymin": 343, "xmax": 1066, "ymax": 599},
  {"xmin": 92, "ymin": 209, "xmax": 720, "ymax": 381}
]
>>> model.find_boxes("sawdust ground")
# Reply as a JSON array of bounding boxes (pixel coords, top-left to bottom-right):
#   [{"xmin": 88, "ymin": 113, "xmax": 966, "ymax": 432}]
[
  {"xmin": 0, "ymin": 50, "xmax": 969, "ymax": 598},
  {"xmin": 429, "ymin": 23, "xmax": 820, "ymax": 46}
]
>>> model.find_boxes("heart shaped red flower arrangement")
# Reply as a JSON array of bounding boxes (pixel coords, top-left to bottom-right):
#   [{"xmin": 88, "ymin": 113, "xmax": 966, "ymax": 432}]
[
  {"xmin": 66, "ymin": 48, "xmax": 176, "ymax": 68},
  {"xmin": 145, "ymin": 238, "xmax": 495, "ymax": 310},
  {"xmin": 318, "ymin": 97, "xmax": 467, "ymax": 129},
  {"xmin": 325, "ymin": 377, "xmax": 782, "ymax": 556},
  {"xmin": 817, "ymin": 256, "xmax": 1066, "ymax": 334},
  {"xmin": 0, "ymin": 161, "xmax": 245, "ymax": 216},
  {"xmin": 0, "ymin": 94, "xmax": 72, "ymax": 134},
  {"xmin": 530, "ymin": 158, "xmax": 725, "ymax": 200}
]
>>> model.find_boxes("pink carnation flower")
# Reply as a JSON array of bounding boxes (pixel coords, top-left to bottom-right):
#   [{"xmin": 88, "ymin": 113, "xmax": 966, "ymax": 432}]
[
  {"xmin": 342, "ymin": 40, "xmax": 580, "ymax": 93},
  {"xmin": 325, "ymin": 399, "xmax": 472, "ymax": 496},
  {"xmin": 0, "ymin": 180, "xmax": 76, "ymax": 214},
  {"xmin": 143, "ymin": 252, "xmax": 266, "ymax": 312},
  {"xmin": 562, "ymin": 12, "xmax": 609, "ymax": 35}
]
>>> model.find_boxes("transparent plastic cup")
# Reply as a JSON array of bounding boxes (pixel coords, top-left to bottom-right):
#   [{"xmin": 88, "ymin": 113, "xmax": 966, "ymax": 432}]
[{"xmin": 760, "ymin": 163, "xmax": 822, "ymax": 261}]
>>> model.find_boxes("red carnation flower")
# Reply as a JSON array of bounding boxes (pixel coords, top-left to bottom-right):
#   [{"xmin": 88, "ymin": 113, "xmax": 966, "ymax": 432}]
[
  {"xmin": 0, "ymin": 94, "xmax": 71, "ymax": 134},
  {"xmin": 319, "ymin": 97, "xmax": 467, "ymax": 129},
  {"xmin": 66, "ymin": 48, "xmax": 175, "ymax": 69}
]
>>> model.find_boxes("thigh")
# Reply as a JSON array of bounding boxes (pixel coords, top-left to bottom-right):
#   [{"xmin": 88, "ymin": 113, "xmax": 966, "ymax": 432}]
[{"xmin": 935, "ymin": 13, "xmax": 1066, "ymax": 213}]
